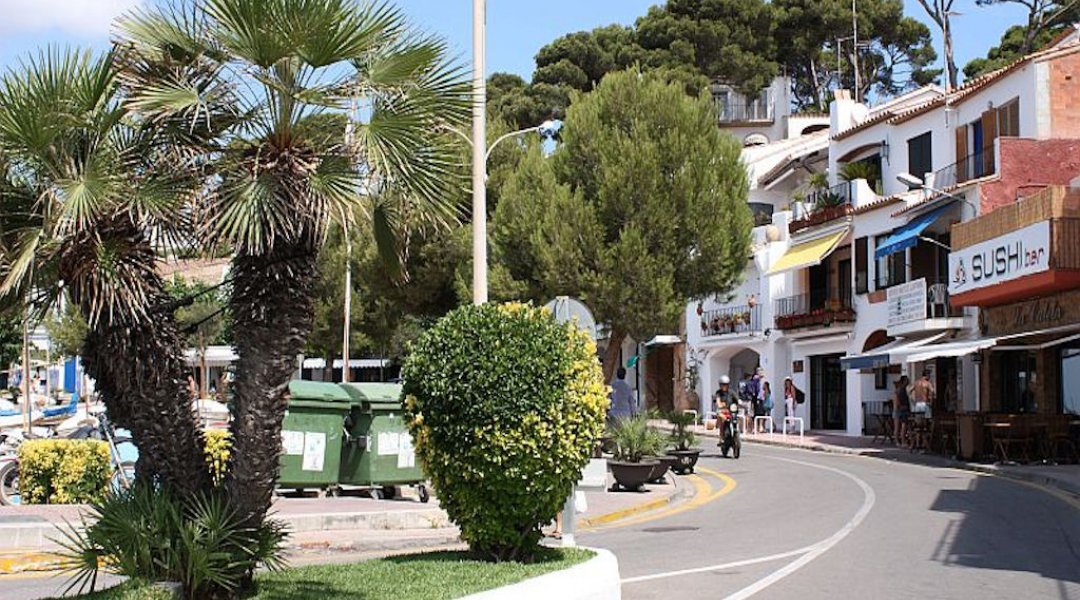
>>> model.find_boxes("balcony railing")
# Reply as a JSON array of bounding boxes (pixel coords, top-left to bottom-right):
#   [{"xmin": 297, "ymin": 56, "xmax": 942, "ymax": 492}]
[
  {"xmin": 790, "ymin": 182, "xmax": 856, "ymax": 234},
  {"xmin": 774, "ymin": 293, "xmax": 855, "ymax": 330},
  {"xmin": 699, "ymin": 305, "xmax": 761, "ymax": 337},
  {"xmin": 932, "ymin": 146, "xmax": 996, "ymax": 189},
  {"xmin": 717, "ymin": 101, "xmax": 774, "ymax": 123}
]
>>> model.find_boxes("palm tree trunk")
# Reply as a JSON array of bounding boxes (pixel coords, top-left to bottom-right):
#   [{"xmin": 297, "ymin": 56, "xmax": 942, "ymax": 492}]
[
  {"xmin": 66, "ymin": 221, "xmax": 211, "ymax": 496},
  {"xmin": 226, "ymin": 241, "xmax": 319, "ymax": 528}
]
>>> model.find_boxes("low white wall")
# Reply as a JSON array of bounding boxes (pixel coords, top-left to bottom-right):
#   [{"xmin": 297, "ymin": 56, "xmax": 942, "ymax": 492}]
[{"xmin": 461, "ymin": 547, "xmax": 621, "ymax": 600}]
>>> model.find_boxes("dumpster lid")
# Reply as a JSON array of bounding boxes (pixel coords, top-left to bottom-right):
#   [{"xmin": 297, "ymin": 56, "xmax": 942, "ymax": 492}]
[
  {"xmin": 341, "ymin": 382, "xmax": 403, "ymax": 407},
  {"xmin": 288, "ymin": 380, "xmax": 353, "ymax": 402}
]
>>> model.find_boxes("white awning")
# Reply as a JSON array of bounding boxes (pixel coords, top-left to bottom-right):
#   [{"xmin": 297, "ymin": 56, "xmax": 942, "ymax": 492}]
[
  {"xmin": 302, "ymin": 358, "xmax": 391, "ymax": 369},
  {"xmin": 184, "ymin": 346, "xmax": 238, "ymax": 367},
  {"xmin": 645, "ymin": 335, "xmax": 682, "ymax": 347},
  {"xmin": 895, "ymin": 337, "xmax": 998, "ymax": 364},
  {"xmin": 841, "ymin": 332, "xmax": 948, "ymax": 370}
]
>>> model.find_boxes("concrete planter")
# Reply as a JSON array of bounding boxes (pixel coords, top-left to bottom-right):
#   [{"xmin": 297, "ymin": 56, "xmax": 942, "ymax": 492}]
[
  {"xmin": 609, "ymin": 460, "xmax": 659, "ymax": 492},
  {"xmin": 461, "ymin": 548, "xmax": 620, "ymax": 600}
]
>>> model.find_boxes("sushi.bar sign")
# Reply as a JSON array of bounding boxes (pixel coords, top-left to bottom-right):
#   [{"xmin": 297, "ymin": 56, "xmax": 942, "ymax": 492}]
[{"xmin": 948, "ymin": 220, "xmax": 1050, "ymax": 296}]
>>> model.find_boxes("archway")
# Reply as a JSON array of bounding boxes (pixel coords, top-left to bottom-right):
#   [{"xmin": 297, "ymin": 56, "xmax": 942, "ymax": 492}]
[{"xmin": 702, "ymin": 345, "xmax": 762, "ymax": 413}]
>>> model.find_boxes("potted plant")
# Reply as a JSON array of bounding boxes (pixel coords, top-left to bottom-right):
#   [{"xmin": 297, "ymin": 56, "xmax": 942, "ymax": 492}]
[
  {"xmin": 665, "ymin": 412, "xmax": 703, "ymax": 475},
  {"xmin": 608, "ymin": 415, "xmax": 664, "ymax": 492}
]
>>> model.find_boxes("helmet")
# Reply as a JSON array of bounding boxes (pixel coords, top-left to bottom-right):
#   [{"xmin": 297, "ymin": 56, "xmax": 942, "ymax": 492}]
[{"xmin": 719, "ymin": 375, "xmax": 731, "ymax": 385}]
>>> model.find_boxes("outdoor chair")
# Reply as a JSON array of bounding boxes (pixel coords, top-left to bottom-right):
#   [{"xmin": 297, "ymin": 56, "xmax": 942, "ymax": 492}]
[
  {"xmin": 993, "ymin": 417, "xmax": 1035, "ymax": 463},
  {"xmin": 1046, "ymin": 416, "xmax": 1078, "ymax": 464},
  {"xmin": 932, "ymin": 417, "xmax": 958, "ymax": 458}
]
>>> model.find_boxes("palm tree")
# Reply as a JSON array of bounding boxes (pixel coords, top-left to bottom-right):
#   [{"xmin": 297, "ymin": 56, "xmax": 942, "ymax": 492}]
[
  {"xmin": 119, "ymin": 0, "xmax": 470, "ymax": 530},
  {"xmin": 0, "ymin": 49, "xmax": 212, "ymax": 494}
]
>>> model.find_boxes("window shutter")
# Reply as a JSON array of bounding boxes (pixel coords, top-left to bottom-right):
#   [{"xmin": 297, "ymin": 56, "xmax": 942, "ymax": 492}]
[
  {"xmin": 981, "ymin": 109, "xmax": 998, "ymax": 174},
  {"xmin": 955, "ymin": 125, "xmax": 968, "ymax": 183}
]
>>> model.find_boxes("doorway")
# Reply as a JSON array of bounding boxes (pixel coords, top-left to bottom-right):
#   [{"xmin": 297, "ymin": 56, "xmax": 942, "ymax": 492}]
[
  {"xmin": 811, "ymin": 354, "xmax": 847, "ymax": 430},
  {"xmin": 646, "ymin": 346, "xmax": 675, "ymax": 414}
]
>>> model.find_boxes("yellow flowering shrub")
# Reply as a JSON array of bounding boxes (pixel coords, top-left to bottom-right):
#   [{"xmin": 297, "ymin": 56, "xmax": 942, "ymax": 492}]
[
  {"xmin": 403, "ymin": 303, "xmax": 609, "ymax": 561},
  {"xmin": 203, "ymin": 430, "xmax": 231, "ymax": 487},
  {"xmin": 18, "ymin": 440, "xmax": 112, "ymax": 504}
]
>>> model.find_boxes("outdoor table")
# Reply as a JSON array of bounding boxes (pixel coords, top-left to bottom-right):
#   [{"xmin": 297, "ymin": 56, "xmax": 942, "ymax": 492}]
[{"xmin": 872, "ymin": 413, "xmax": 894, "ymax": 444}]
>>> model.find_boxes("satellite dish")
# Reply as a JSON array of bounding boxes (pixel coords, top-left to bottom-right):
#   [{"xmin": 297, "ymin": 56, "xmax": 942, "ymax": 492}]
[{"xmin": 543, "ymin": 296, "xmax": 598, "ymax": 341}]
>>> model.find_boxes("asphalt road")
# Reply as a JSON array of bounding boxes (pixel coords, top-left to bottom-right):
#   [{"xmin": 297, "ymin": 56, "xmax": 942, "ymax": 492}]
[
  {"xmin": 2, "ymin": 443, "xmax": 1078, "ymax": 599},
  {"xmin": 581, "ymin": 443, "xmax": 1080, "ymax": 600}
]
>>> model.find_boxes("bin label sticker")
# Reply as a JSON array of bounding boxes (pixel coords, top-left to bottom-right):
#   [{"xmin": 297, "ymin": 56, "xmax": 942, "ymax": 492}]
[
  {"xmin": 377, "ymin": 432, "xmax": 400, "ymax": 456},
  {"xmin": 282, "ymin": 431, "xmax": 304, "ymax": 456},
  {"xmin": 397, "ymin": 435, "xmax": 415, "ymax": 469},
  {"xmin": 301, "ymin": 432, "xmax": 326, "ymax": 471}
]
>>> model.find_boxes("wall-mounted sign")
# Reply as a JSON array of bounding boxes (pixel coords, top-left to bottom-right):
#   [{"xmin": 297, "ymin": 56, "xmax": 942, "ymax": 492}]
[
  {"xmin": 983, "ymin": 288, "xmax": 1080, "ymax": 336},
  {"xmin": 948, "ymin": 220, "xmax": 1051, "ymax": 296},
  {"xmin": 793, "ymin": 360, "xmax": 804, "ymax": 373},
  {"xmin": 887, "ymin": 278, "xmax": 928, "ymax": 329}
]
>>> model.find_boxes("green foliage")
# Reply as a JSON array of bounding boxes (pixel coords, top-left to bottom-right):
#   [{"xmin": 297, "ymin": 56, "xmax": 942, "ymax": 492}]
[
  {"xmin": 166, "ymin": 276, "xmax": 231, "ymax": 348},
  {"xmin": 204, "ymin": 430, "xmax": 231, "ymax": 487},
  {"xmin": 57, "ymin": 485, "xmax": 288, "ymax": 600},
  {"xmin": 0, "ymin": 313, "xmax": 21, "ymax": 369},
  {"xmin": 963, "ymin": 11, "xmax": 1077, "ymax": 79},
  {"xmin": 667, "ymin": 412, "xmax": 698, "ymax": 451},
  {"xmin": 808, "ymin": 172, "xmax": 830, "ymax": 190},
  {"xmin": 402, "ymin": 304, "xmax": 608, "ymax": 562},
  {"xmin": 493, "ymin": 70, "xmax": 752, "ymax": 358},
  {"xmin": 840, "ymin": 161, "xmax": 881, "ymax": 183},
  {"xmin": 18, "ymin": 440, "xmax": 113, "ymax": 504},
  {"xmin": 45, "ymin": 580, "xmax": 174, "ymax": 600},
  {"xmin": 45, "ymin": 302, "xmax": 88, "ymax": 358},
  {"xmin": 609, "ymin": 415, "xmax": 667, "ymax": 462}
]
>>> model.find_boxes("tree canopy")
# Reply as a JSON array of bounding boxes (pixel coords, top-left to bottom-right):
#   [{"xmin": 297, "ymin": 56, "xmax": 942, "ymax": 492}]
[
  {"xmin": 492, "ymin": 70, "xmax": 752, "ymax": 381},
  {"xmin": 964, "ymin": 1, "xmax": 1079, "ymax": 78},
  {"xmin": 489, "ymin": 0, "xmax": 939, "ymax": 127}
]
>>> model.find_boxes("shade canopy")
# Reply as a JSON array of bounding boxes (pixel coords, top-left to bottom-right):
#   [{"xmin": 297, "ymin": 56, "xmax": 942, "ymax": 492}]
[
  {"xmin": 874, "ymin": 205, "xmax": 950, "ymax": 259},
  {"xmin": 895, "ymin": 337, "xmax": 998, "ymax": 363},
  {"xmin": 767, "ymin": 230, "xmax": 848, "ymax": 275},
  {"xmin": 840, "ymin": 332, "xmax": 948, "ymax": 370}
]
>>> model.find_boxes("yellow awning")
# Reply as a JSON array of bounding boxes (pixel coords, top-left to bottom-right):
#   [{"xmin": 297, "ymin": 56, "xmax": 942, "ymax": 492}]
[{"xmin": 767, "ymin": 230, "xmax": 848, "ymax": 275}]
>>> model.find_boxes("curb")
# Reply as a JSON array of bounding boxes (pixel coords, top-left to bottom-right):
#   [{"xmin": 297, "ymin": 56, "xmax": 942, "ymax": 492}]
[
  {"xmin": 461, "ymin": 547, "xmax": 619, "ymax": 600},
  {"xmin": 741, "ymin": 435, "xmax": 876, "ymax": 456},
  {"xmin": 579, "ymin": 475, "xmax": 692, "ymax": 528},
  {"xmin": 289, "ymin": 531, "xmax": 465, "ymax": 556},
  {"xmin": 0, "ymin": 551, "xmax": 66, "ymax": 574}
]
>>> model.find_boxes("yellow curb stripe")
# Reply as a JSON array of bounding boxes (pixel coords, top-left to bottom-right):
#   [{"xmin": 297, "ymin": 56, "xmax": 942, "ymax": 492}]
[
  {"xmin": 579, "ymin": 494, "xmax": 677, "ymax": 528},
  {"xmin": 0, "ymin": 552, "xmax": 66, "ymax": 575},
  {"xmin": 583, "ymin": 466, "xmax": 739, "ymax": 532}
]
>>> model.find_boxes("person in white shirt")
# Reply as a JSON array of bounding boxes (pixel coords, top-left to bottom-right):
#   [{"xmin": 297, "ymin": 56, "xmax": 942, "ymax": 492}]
[{"xmin": 608, "ymin": 368, "xmax": 636, "ymax": 422}]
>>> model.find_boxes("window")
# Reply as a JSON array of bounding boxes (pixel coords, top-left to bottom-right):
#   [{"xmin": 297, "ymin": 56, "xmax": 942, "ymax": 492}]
[
  {"xmin": 906, "ymin": 132, "xmax": 933, "ymax": 186},
  {"xmin": 998, "ymin": 99, "xmax": 1020, "ymax": 137},
  {"xmin": 874, "ymin": 235, "xmax": 906, "ymax": 289},
  {"xmin": 1062, "ymin": 346, "xmax": 1080, "ymax": 415},
  {"xmin": 1000, "ymin": 351, "xmax": 1038, "ymax": 413},
  {"xmin": 855, "ymin": 237, "xmax": 869, "ymax": 294}
]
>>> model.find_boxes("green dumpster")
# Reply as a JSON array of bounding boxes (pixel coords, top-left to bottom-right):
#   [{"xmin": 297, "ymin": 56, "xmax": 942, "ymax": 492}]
[
  {"xmin": 339, "ymin": 383, "xmax": 429, "ymax": 502},
  {"xmin": 277, "ymin": 380, "xmax": 351, "ymax": 494}
]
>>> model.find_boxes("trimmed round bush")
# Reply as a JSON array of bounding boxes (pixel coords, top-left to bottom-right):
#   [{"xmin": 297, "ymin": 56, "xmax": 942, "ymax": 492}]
[{"xmin": 403, "ymin": 303, "xmax": 608, "ymax": 561}]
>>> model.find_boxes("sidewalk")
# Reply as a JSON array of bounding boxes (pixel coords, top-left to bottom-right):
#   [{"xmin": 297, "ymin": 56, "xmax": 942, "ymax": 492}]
[
  {"xmin": 683, "ymin": 421, "xmax": 1080, "ymax": 501},
  {"xmin": 0, "ymin": 473, "xmax": 687, "ymax": 573}
]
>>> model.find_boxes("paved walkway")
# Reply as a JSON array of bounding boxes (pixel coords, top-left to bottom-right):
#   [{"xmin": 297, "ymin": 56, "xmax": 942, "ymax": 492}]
[{"xmin": 0, "ymin": 472, "xmax": 687, "ymax": 572}]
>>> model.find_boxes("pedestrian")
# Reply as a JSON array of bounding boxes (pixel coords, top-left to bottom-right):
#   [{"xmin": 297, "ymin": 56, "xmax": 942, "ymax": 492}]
[
  {"xmin": 752, "ymin": 367, "xmax": 768, "ymax": 432},
  {"xmin": 738, "ymin": 373, "xmax": 755, "ymax": 431},
  {"xmin": 912, "ymin": 369, "xmax": 936, "ymax": 416},
  {"xmin": 783, "ymin": 377, "xmax": 803, "ymax": 431},
  {"xmin": 607, "ymin": 367, "xmax": 636, "ymax": 423},
  {"xmin": 762, "ymin": 381, "xmax": 773, "ymax": 424},
  {"xmin": 894, "ymin": 376, "xmax": 911, "ymax": 447}
]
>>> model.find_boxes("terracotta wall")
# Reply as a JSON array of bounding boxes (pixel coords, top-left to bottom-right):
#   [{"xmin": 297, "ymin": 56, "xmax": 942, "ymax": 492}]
[
  {"xmin": 1049, "ymin": 50, "xmax": 1080, "ymax": 138},
  {"xmin": 978, "ymin": 138, "xmax": 1080, "ymax": 214}
]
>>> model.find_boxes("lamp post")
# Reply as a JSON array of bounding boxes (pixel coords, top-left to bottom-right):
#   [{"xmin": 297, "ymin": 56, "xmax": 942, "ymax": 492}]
[
  {"xmin": 459, "ymin": 116, "xmax": 562, "ymax": 304},
  {"xmin": 471, "ymin": 0, "xmax": 488, "ymax": 305}
]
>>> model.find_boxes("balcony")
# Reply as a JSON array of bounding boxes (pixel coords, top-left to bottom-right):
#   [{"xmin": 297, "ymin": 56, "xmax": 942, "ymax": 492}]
[
  {"xmin": 699, "ymin": 305, "xmax": 762, "ymax": 337},
  {"xmin": 789, "ymin": 182, "xmax": 856, "ymax": 234},
  {"xmin": 930, "ymin": 146, "xmax": 996, "ymax": 189},
  {"xmin": 717, "ymin": 101, "xmax": 774, "ymax": 124},
  {"xmin": 885, "ymin": 277, "xmax": 967, "ymax": 337},
  {"xmin": 774, "ymin": 293, "xmax": 855, "ymax": 331}
]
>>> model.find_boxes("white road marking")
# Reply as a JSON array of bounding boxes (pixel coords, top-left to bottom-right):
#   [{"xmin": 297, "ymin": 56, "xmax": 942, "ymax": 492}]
[{"xmin": 619, "ymin": 453, "xmax": 876, "ymax": 599}]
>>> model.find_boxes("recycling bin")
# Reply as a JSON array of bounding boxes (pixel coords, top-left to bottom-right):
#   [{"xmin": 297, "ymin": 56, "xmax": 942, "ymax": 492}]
[
  {"xmin": 339, "ymin": 382, "xmax": 429, "ymax": 502},
  {"xmin": 277, "ymin": 380, "xmax": 352, "ymax": 494}
]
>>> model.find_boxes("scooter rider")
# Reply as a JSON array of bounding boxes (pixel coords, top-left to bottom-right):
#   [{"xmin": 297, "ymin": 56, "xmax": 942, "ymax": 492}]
[{"xmin": 713, "ymin": 376, "xmax": 737, "ymax": 447}]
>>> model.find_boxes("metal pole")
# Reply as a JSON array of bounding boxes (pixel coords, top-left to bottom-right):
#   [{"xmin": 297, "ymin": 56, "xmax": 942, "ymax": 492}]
[
  {"xmin": 342, "ymin": 228, "xmax": 352, "ymax": 383},
  {"xmin": 22, "ymin": 310, "xmax": 30, "ymax": 434},
  {"xmin": 471, "ymin": 0, "xmax": 488, "ymax": 305},
  {"xmin": 852, "ymin": 0, "xmax": 860, "ymax": 103}
]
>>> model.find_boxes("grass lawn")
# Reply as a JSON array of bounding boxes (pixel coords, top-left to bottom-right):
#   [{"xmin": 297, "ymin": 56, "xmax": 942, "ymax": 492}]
[{"xmin": 59, "ymin": 548, "xmax": 593, "ymax": 600}]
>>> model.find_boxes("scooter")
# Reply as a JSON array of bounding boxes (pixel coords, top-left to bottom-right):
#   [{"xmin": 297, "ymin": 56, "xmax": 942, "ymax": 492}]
[{"xmin": 719, "ymin": 402, "xmax": 742, "ymax": 459}]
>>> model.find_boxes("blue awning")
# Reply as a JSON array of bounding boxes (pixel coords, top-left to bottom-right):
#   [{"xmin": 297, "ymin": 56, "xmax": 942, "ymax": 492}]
[{"xmin": 874, "ymin": 205, "xmax": 950, "ymax": 259}]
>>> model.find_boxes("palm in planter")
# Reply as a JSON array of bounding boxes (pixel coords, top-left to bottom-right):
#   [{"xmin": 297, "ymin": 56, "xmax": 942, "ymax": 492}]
[
  {"xmin": 666, "ymin": 412, "xmax": 703, "ymax": 475},
  {"xmin": 608, "ymin": 415, "xmax": 664, "ymax": 492}
]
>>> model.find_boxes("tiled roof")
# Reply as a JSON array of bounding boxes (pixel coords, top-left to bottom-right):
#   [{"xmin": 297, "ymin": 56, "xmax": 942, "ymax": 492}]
[{"xmin": 833, "ymin": 30, "xmax": 1080, "ymax": 141}]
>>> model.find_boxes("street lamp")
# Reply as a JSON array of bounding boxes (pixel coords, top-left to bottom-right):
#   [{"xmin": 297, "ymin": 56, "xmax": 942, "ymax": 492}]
[
  {"xmin": 464, "ymin": 117, "xmax": 562, "ymax": 304},
  {"xmin": 471, "ymin": 0, "xmax": 487, "ymax": 305},
  {"xmin": 896, "ymin": 172, "xmax": 979, "ymax": 217}
]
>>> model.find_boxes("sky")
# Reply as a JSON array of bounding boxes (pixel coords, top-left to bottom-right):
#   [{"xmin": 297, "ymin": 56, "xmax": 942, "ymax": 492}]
[{"xmin": 0, "ymin": 0, "xmax": 1034, "ymax": 89}]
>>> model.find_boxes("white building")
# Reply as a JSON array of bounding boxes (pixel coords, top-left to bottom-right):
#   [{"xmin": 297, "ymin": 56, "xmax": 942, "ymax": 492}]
[{"xmin": 688, "ymin": 30, "xmax": 1080, "ymax": 435}]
